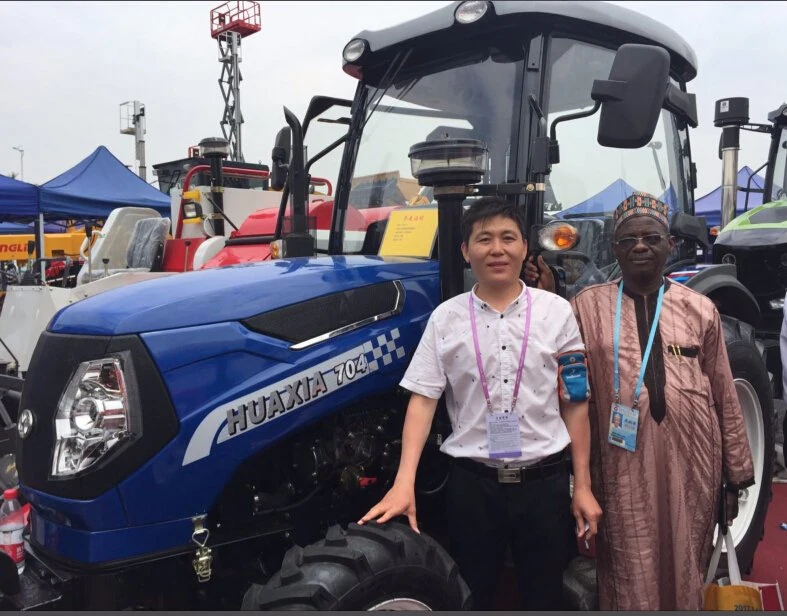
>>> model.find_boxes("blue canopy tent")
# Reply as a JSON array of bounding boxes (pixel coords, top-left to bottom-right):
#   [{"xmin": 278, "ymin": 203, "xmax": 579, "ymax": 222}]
[
  {"xmin": 39, "ymin": 146, "xmax": 170, "ymax": 219},
  {"xmin": 694, "ymin": 166, "xmax": 768, "ymax": 228},
  {"xmin": 556, "ymin": 178, "xmax": 681, "ymax": 220},
  {"xmin": 555, "ymin": 179, "xmax": 639, "ymax": 219},
  {"xmin": 0, "ymin": 174, "xmax": 40, "ymax": 219},
  {"xmin": 0, "ymin": 221, "xmax": 67, "ymax": 234}
]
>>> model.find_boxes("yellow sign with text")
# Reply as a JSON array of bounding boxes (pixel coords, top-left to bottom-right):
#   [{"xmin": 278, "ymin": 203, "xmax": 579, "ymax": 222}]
[
  {"xmin": 0, "ymin": 233, "xmax": 85, "ymax": 261},
  {"xmin": 379, "ymin": 208, "xmax": 439, "ymax": 258}
]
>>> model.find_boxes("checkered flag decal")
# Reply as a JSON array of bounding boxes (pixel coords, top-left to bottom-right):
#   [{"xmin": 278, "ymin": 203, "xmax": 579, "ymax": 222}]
[{"xmin": 363, "ymin": 328, "xmax": 406, "ymax": 372}]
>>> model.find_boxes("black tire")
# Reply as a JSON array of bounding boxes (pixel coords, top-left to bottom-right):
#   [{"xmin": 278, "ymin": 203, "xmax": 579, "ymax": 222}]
[
  {"xmin": 241, "ymin": 522, "xmax": 472, "ymax": 611},
  {"xmin": 721, "ymin": 335, "xmax": 775, "ymax": 575}
]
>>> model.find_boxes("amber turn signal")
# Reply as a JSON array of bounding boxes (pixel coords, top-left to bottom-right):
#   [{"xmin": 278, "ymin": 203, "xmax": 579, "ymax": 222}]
[{"xmin": 538, "ymin": 222, "xmax": 580, "ymax": 251}]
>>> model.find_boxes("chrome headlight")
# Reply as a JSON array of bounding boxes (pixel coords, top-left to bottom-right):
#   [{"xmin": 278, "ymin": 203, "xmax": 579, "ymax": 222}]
[
  {"xmin": 343, "ymin": 38, "xmax": 367, "ymax": 63},
  {"xmin": 52, "ymin": 358, "xmax": 134, "ymax": 477},
  {"xmin": 455, "ymin": 1, "xmax": 489, "ymax": 24}
]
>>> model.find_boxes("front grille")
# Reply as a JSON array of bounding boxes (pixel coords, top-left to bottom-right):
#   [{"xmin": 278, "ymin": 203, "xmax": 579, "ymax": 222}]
[{"xmin": 714, "ymin": 245, "xmax": 787, "ymax": 299}]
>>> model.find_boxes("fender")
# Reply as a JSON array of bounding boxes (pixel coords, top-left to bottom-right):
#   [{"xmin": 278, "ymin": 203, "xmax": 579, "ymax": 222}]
[{"xmin": 682, "ymin": 264, "xmax": 761, "ymax": 328}]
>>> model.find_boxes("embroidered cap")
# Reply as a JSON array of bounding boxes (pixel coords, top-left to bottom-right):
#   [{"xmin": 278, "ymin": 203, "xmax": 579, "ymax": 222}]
[{"xmin": 613, "ymin": 191, "xmax": 670, "ymax": 232}]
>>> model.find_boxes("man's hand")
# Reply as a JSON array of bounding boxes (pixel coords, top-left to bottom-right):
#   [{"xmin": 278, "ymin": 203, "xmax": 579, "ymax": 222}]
[
  {"xmin": 725, "ymin": 488, "xmax": 740, "ymax": 526},
  {"xmin": 358, "ymin": 482, "xmax": 419, "ymax": 533},
  {"xmin": 524, "ymin": 255, "xmax": 556, "ymax": 293},
  {"xmin": 572, "ymin": 485, "xmax": 603, "ymax": 541}
]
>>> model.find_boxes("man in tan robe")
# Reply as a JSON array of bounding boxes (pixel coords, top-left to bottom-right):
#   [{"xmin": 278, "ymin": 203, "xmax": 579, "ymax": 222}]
[{"xmin": 527, "ymin": 192, "xmax": 754, "ymax": 610}]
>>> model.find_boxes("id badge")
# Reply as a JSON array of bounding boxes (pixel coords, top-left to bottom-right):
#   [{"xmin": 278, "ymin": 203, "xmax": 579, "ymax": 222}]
[
  {"xmin": 608, "ymin": 404, "xmax": 639, "ymax": 452},
  {"xmin": 486, "ymin": 413, "xmax": 522, "ymax": 459}
]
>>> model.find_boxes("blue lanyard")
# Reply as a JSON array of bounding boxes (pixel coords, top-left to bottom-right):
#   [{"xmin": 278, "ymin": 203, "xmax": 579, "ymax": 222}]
[{"xmin": 613, "ymin": 280, "xmax": 665, "ymax": 409}]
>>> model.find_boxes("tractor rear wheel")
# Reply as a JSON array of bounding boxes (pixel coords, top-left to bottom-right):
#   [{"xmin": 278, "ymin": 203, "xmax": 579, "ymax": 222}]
[
  {"xmin": 718, "ymin": 334, "xmax": 775, "ymax": 575},
  {"xmin": 242, "ymin": 522, "xmax": 471, "ymax": 611}
]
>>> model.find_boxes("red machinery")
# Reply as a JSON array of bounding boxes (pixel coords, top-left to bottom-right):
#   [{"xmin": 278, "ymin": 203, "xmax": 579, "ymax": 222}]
[{"xmin": 210, "ymin": 0, "xmax": 261, "ymax": 40}]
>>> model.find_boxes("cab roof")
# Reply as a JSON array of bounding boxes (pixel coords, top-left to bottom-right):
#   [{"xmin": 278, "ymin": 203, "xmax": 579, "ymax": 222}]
[{"xmin": 344, "ymin": 1, "xmax": 698, "ymax": 82}]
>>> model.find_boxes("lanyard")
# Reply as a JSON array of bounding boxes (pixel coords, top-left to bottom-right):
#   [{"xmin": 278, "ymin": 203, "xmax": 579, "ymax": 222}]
[
  {"xmin": 613, "ymin": 280, "xmax": 665, "ymax": 409},
  {"xmin": 468, "ymin": 286, "xmax": 532, "ymax": 413}
]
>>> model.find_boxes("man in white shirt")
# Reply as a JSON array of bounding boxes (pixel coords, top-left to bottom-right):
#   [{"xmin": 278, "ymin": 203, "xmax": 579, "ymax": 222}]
[{"xmin": 358, "ymin": 197, "xmax": 602, "ymax": 610}]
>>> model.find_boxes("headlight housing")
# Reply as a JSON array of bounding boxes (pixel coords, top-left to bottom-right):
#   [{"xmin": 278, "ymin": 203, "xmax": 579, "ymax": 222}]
[
  {"xmin": 455, "ymin": 1, "xmax": 490, "ymax": 24},
  {"xmin": 342, "ymin": 38, "xmax": 367, "ymax": 63},
  {"xmin": 52, "ymin": 357, "xmax": 135, "ymax": 477}
]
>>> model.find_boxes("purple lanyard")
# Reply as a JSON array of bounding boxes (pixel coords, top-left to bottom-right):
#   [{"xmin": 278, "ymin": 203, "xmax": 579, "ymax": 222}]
[{"xmin": 468, "ymin": 287, "xmax": 532, "ymax": 413}]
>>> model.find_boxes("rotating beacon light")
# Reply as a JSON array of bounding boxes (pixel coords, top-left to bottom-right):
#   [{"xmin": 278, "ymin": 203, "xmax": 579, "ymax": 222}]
[{"xmin": 408, "ymin": 138, "xmax": 488, "ymax": 302}]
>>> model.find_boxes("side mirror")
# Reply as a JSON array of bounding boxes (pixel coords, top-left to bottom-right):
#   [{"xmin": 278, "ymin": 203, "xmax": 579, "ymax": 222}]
[
  {"xmin": 670, "ymin": 212, "xmax": 709, "ymax": 248},
  {"xmin": 592, "ymin": 44, "xmax": 670, "ymax": 148},
  {"xmin": 270, "ymin": 126, "xmax": 292, "ymax": 191}
]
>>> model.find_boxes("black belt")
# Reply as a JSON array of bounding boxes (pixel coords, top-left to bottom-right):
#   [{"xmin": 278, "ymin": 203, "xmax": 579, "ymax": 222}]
[{"xmin": 454, "ymin": 449, "xmax": 569, "ymax": 484}]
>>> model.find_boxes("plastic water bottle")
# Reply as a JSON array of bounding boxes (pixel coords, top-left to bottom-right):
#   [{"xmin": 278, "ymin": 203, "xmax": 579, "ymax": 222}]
[{"xmin": 0, "ymin": 488, "xmax": 25, "ymax": 574}]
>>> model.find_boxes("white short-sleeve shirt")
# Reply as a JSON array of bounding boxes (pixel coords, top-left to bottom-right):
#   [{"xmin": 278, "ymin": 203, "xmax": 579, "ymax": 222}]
[{"xmin": 400, "ymin": 282, "xmax": 584, "ymax": 467}]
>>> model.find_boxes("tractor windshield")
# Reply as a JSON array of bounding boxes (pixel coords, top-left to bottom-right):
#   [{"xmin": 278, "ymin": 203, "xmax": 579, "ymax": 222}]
[
  {"xmin": 340, "ymin": 38, "xmax": 524, "ymax": 252},
  {"xmin": 337, "ymin": 32, "xmax": 692, "ymax": 281},
  {"xmin": 772, "ymin": 128, "xmax": 787, "ymax": 201},
  {"xmin": 544, "ymin": 37, "xmax": 692, "ymax": 288}
]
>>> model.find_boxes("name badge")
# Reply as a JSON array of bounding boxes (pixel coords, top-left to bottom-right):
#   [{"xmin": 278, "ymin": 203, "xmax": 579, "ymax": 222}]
[
  {"xmin": 608, "ymin": 404, "xmax": 639, "ymax": 452},
  {"xmin": 486, "ymin": 413, "xmax": 522, "ymax": 459}
]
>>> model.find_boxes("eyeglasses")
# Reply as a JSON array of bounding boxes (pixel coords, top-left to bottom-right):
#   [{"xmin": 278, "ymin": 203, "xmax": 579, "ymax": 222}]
[{"xmin": 613, "ymin": 234, "xmax": 668, "ymax": 251}]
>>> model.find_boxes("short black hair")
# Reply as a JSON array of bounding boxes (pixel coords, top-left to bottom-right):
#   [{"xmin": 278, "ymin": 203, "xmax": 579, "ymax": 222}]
[{"xmin": 460, "ymin": 197, "xmax": 527, "ymax": 245}]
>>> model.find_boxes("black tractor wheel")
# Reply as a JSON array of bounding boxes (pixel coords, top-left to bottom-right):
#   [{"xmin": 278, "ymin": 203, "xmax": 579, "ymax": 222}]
[
  {"xmin": 719, "ymin": 335, "xmax": 775, "ymax": 575},
  {"xmin": 242, "ymin": 522, "xmax": 471, "ymax": 611}
]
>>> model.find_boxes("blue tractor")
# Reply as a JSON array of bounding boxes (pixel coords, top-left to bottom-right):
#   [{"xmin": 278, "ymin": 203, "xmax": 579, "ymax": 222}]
[{"xmin": 0, "ymin": 1, "xmax": 775, "ymax": 610}]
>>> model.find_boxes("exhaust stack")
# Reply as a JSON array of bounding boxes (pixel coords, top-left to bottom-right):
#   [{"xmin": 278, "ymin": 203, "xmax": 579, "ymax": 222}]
[{"xmin": 714, "ymin": 97, "xmax": 749, "ymax": 229}]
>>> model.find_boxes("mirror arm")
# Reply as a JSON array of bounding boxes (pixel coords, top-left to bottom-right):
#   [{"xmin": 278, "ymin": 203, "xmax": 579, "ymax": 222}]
[
  {"xmin": 304, "ymin": 133, "xmax": 348, "ymax": 175},
  {"xmin": 547, "ymin": 101, "xmax": 601, "ymax": 166},
  {"xmin": 662, "ymin": 84, "xmax": 698, "ymax": 128},
  {"xmin": 549, "ymin": 101, "xmax": 601, "ymax": 143},
  {"xmin": 302, "ymin": 96, "xmax": 353, "ymax": 135}
]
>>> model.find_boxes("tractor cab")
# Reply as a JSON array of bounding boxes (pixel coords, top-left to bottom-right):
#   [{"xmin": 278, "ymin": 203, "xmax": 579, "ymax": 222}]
[
  {"xmin": 276, "ymin": 1, "xmax": 701, "ymax": 303},
  {"xmin": 710, "ymin": 99, "xmax": 787, "ymax": 373},
  {"xmin": 765, "ymin": 103, "xmax": 787, "ymax": 203},
  {"xmin": 711, "ymin": 100, "xmax": 787, "ymax": 308}
]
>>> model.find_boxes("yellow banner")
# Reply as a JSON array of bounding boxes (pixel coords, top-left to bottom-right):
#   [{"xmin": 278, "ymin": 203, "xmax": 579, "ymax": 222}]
[
  {"xmin": 378, "ymin": 208, "xmax": 439, "ymax": 258},
  {"xmin": 0, "ymin": 233, "xmax": 85, "ymax": 261}
]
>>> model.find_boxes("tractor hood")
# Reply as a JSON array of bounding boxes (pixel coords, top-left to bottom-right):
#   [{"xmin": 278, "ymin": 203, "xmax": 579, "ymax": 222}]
[
  {"xmin": 49, "ymin": 256, "xmax": 438, "ymax": 336},
  {"xmin": 715, "ymin": 199, "xmax": 787, "ymax": 248}
]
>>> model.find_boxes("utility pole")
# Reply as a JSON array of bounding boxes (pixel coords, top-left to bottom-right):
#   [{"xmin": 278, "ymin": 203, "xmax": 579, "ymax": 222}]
[
  {"xmin": 12, "ymin": 146, "xmax": 24, "ymax": 181},
  {"xmin": 120, "ymin": 101, "xmax": 147, "ymax": 181}
]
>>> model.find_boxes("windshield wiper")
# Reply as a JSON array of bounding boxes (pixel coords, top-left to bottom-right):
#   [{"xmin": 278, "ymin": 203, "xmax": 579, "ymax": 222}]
[{"xmin": 362, "ymin": 48, "xmax": 413, "ymax": 133}]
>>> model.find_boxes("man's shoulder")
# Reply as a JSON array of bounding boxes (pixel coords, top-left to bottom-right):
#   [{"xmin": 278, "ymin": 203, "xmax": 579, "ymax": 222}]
[
  {"xmin": 571, "ymin": 280, "xmax": 618, "ymax": 305},
  {"xmin": 530, "ymin": 286, "xmax": 574, "ymax": 314},
  {"xmin": 667, "ymin": 280, "xmax": 719, "ymax": 313}
]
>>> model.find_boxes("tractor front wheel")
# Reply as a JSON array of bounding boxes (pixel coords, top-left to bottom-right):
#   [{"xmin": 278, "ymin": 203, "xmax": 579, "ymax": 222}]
[{"xmin": 242, "ymin": 522, "xmax": 471, "ymax": 611}]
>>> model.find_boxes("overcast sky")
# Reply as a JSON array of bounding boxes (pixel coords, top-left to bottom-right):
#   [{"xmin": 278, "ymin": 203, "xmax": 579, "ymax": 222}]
[{"xmin": 0, "ymin": 0, "xmax": 784, "ymax": 198}]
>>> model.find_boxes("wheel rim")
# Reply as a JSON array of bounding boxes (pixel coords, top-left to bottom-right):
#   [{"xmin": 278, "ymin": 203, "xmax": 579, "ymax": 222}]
[
  {"xmin": 715, "ymin": 378, "xmax": 765, "ymax": 551},
  {"xmin": 367, "ymin": 598, "xmax": 432, "ymax": 611}
]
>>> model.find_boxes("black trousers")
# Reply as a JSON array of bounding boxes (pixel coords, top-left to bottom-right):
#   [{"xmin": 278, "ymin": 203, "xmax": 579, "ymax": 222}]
[{"xmin": 444, "ymin": 459, "xmax": 576, "ymax": 610}]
